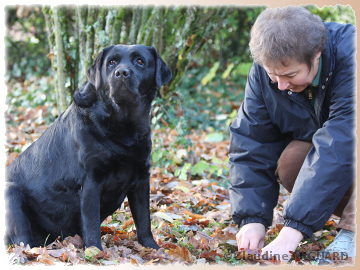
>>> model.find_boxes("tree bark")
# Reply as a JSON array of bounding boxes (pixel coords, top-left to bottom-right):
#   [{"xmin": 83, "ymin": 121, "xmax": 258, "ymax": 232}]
[{"xmin": 53, "ymin": 6, "xmax": 68, "ymax": 112}]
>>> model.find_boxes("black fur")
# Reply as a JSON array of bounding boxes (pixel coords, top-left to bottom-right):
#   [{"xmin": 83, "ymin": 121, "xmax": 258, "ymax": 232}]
[{"xmin": 5, "ymin": 44, "xmax": 172, "ymax": 250}]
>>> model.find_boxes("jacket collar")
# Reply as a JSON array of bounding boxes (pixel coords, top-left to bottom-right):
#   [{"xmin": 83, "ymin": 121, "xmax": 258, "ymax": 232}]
[
  {"xmin": 319, "ymin": 26, "xmax": 334, "ymax": 88},
  {"xmin": 314, "ymin": 26, "xmax": 335, "ymax": 117},
  {"xmin": 311, "ymin": 56, "xmax": 322, "ymax": 87}
]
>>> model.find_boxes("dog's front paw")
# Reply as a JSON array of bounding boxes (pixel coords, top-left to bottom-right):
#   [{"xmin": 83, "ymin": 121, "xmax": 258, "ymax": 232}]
[
  {"xmin": 138, "ymin": 237, "xmax": 159, "ymax": 250},
  {"xmin": 83, "ymin": 237, "xmax": 103, "ymax": 251}
]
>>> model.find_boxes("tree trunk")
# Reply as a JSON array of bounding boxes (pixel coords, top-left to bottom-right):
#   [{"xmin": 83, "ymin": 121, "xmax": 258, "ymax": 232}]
[{"xmin": 53, "ymin": 7, "xmax": 68, "ymax": 112}]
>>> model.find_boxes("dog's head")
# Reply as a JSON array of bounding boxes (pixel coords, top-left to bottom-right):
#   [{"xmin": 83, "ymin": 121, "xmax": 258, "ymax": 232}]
[{"xmin": 74, "ymin": 45, "xmax": 172, "ymax": 108}]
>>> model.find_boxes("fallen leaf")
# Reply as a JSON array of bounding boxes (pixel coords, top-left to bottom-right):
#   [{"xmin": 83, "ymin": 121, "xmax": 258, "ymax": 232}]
[
  {"xmin": 325, "ymin": 219, "xmax": 338, "ymax": 227},
  {"xmin": 153, "ymin": 211, "xmax": 175, "ymax": 223},
  {"xmin": 84, "ymin": 246, "xmax": 101, "ymax": 259},
  {"xmin": 122, "ymin": 218, "xmax": 134, "ymax": 229},
  {"xmin": 200, "ymin": 250, "xmax": 223, "ymax": 261},
  {"xmin": 181, "ymin": 210, "xmax": 204, "ymax": 219},
  {"xmin": 37, "ymin": 254, "xmax": 56, "ymax": 265},
  {"xmin": 64, "ymin": 234, "xmax": 83, "ymax": 248},
  {"xmin": 129, "ymin": 254, "xmax": 145, "ymax": 265},
  {"xmin": 130, "ymin": 257, "xmax": 139, "ymax": 266},
  {"xmin": 143, "ymin": 258, "xmax": 160, "ymax": 265},
  {"xmin": 168, "ymin": 246, "xmax": 193, "ymax": 263},
  {"xmin": 92, "ymin": 250, "xmax": 111, "ymax": 261}
]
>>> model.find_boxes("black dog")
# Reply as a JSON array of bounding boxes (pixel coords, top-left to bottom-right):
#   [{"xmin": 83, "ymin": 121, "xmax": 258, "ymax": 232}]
[{"xmin": 5, "ymin": 44, "xmax": 172, "ymax": 250}]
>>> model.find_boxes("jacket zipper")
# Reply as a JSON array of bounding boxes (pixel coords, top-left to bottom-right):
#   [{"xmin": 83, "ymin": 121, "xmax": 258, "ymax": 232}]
[
  {"xmin": 286, "ymin": 91, "xmax": 321, "ymax": 128},
  {"xmin": 308, "ymin": 89, "xmax": 312, "ymax": 99}
]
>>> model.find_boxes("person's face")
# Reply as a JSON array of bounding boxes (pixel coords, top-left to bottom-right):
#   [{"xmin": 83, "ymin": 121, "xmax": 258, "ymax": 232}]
[{"xmin": 263, "ymin": 51, "xmax": 321, "ymax": 93}]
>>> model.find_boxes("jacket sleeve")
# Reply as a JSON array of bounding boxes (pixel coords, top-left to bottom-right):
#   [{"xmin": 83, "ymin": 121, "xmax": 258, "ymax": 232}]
[
  {"xmin": 229, "ymin": 65, "xmax": 287, "ymax": 229},
  {"xmin": 283, "ymin": 24, "xmax": 356, "ymax": 238}
]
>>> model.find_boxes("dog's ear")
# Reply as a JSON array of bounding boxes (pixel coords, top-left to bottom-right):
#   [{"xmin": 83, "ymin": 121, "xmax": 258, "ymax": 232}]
[
  {"xmin": 149, "ymin": 47, "xmax": 172, "ymax": 88},
  {"xmin": 73, "ymin": 81, "xmax": 97, "ymax": 108},
  {"xmin": 87, "ymin": 46, "xmax": 111, "ymax": 89}
]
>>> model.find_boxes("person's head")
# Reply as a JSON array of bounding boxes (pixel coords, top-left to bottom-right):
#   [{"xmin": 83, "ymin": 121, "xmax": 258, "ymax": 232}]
[{"xmin": 249, "ymin": 6, "xmax": 327, "ymax": 92}]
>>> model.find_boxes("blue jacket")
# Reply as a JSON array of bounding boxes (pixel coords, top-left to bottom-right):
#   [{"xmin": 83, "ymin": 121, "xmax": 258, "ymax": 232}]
[{"xmin": 229, "ymin": 22, "xmax": 356, "ymax": 239}]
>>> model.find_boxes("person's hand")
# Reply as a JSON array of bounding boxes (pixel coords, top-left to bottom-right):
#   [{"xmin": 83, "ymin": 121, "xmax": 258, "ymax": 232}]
[
  {"xmin": 236, "ymin": 223, "xmax": 266, "ymax": 250},
  {"xmin": 261, "ymin": 226, "xmax": 303, "ymax": 262}
]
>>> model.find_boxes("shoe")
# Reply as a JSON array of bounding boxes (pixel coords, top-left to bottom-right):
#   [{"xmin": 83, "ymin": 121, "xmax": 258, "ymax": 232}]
[{"xmin": 316, "ymin": 229, "xmax": 355, "ymax": 264}]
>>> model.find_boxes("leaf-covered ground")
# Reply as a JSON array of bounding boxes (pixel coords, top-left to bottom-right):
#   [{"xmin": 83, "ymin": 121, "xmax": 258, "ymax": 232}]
[{"xmin": 5, "ymin": 105, "xmax": 354, "ymax": 266}]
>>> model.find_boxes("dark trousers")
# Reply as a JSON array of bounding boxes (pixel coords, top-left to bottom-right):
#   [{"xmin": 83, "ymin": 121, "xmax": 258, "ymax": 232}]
[{"xmin": 275, "ymin": 140, "xmax": 356, "ymax": 232}]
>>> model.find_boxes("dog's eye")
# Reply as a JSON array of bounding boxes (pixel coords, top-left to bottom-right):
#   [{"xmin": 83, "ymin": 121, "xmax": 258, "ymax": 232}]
[
  {"xmin": 136, "ymin": 59, "xmax": 144, "ymax": 65},
  {"xmin": 109, "ymin": 60, "xmax": 116, "ymax": 66}
]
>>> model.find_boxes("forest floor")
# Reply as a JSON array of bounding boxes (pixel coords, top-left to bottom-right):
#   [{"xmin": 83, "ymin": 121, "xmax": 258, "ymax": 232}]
[{"xmin": 4, "ymin": 104, "xmax": 354, "ymax": 267}]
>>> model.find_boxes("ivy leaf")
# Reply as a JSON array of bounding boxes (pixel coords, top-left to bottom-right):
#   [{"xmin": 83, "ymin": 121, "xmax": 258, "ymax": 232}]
[
  {"xmin": 204, "ymin": 132, "xmax": 224, "ymax": 142},
  {"xmin": 191, "ymin": 161, "xmax": 210, "ymax": 175}
]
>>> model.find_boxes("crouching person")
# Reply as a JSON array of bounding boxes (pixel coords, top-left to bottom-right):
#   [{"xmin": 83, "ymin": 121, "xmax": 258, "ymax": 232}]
[{"xmin": 229, "ymin": 6, "xmax": 356, "ymax": 262}]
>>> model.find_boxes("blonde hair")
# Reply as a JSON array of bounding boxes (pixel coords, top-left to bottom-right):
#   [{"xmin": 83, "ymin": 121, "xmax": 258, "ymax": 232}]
[{"xmin": 249, "ymin": 6, "xmax": 327, "ymax": 68}]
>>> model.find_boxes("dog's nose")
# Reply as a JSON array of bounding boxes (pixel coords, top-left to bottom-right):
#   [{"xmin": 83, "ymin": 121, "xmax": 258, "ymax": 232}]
[{"xmin": 115, "ymin": 68, "xmax": 130, "ymax": 78}]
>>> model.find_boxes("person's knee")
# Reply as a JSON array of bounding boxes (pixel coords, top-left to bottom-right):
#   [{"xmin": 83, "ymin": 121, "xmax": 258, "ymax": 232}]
[
  {"xmin": 275, "ymin": 162, "xmax": 296, "ymax": 192},
  {"xmin": 275, "ymin": 140, "xmax": 313, "ymax": 193}
]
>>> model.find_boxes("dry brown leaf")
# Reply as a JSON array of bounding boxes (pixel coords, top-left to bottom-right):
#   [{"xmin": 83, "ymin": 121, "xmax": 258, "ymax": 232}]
[
  {"xmin": 36, "ymin": 254, "xmax": 56, "ymax": 265},
  {"xmin": 92, "ymin": 250, "xmax": 111, "ymax": 261},
  {"xmin": 122, "ymin": 218, "xmax": 134, "ymax": 229},
  {"xmin": 64, "ymin": 234, "xmax": 83, "ymax": 248},
  {"xmin": 325, "ymin": 219, "xmax": 338, "ymax": 227},
  {"xmin": 130, "ymin": 258, "xmax": 139, "ymax": 266},
  {"xmin": 143, "ymin": 258, "xmax": 160, "ymax": 265},
  {"xmin": 200, "ymin": 250, "xmax": 223, "ymax": 261},
  {"xmin": 168, "ymin": 246, "xmax": 193, "ymax": 263},
  {"xmin": 181, "ymin": 210, "xmax": 204, "ymax": 219}
]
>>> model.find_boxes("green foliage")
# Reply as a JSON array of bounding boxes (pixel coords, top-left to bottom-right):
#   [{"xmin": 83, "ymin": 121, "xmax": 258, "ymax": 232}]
[
  {"xmin": 5, "ymin": 6, "xmax": 51, "ymax": 80},
  {"xmin": 191, "ymin": 161, "xmax": 210, "ymax": 175},
  {"xmin": 6, "ymin": 76, "xmax": 58, "ymax": 125},
  {"xmin": 172, "ymin": 152, "xmax": 229, "ymax": 185},
  {"xmin": 305, "ymin": 4, "xmax": 356, "ymax": 24},
  {"xmin": 204, "ymin": 133, "xmax": 224, "ymax": 143},
  {"xmin": 232, "ymin": 62, "xmax": 253, "ymax": 77},
  {"xmin": 175, "ymin": 163, "xmax": 192, "ymax": 181},
  {"xmin": 6, "ymin": 77, "xmax": 55, "ymax": 108},
  {"xmin": 200, "ymin": 62, "xmax": 221, "ymax": 86},
  {"xmin": 160, "ymin": 66, "xmax": 245, "ymax": 132}
]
